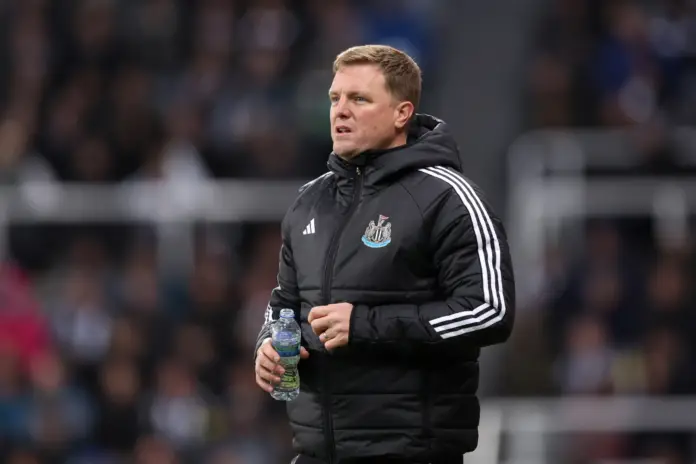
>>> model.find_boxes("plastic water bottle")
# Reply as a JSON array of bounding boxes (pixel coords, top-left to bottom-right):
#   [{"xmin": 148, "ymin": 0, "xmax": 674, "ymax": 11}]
[{"xmin": 270, "ymin": 308, "xmax": 301, "ymax": 401}]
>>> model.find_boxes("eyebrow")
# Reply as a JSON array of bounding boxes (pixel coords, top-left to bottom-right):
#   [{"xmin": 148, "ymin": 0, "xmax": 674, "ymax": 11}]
[{"xmin": 328, "ymin": 90, "xmax": 365, "ymax": 98}]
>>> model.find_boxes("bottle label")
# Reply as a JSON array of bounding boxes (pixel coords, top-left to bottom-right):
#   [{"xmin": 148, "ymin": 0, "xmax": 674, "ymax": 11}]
[
  {"xmin": 277, "ymin": 366, "xmax": 299, "ymax": 391},
  {"xmin": 272, "ymin": 329, "xmax": 301, "ymax": 393},
  {"xmin": 276, "ymin": 345, "xmax": 300, "ymax": 357},
  {"xmin": 273, "ymin": 330, "xmax": 300, "ymax": 358}
]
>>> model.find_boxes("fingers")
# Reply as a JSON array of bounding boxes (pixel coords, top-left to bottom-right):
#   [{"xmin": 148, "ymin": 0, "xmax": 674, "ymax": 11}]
[
  {"xmin": 257, "ymin": 346, "xmax": 280, "ymax": 372},
  {"xmin": 308, "ymin": 305, "xmax": 329, "ymax": 323},
  {"xmin": 260, "ymin": 345, "xmax": 283, "ymax": 371},
  {"xmin": 256, "ymin": 373, "xmax": 274, "ymax": 393},
  {"xmin": 255, "ymin": 340, "xmax": 315, "ymax": 393},
  {"xmin": 324, "ymin": 334, "xmax": 348, "ymax": 351},
  {"xmin": 310, "ymin": 315, "xmax": 332, "ymax": 336},
  {"xmin": 256, "ymin": 355, "xmax": 283, "ymax": 380},
  {"xmin": 257, "ymin": 354, "xmax": 282, "ymax": 376},
  {"xmin": 319, "ymin": 327, "xmax": 338, "ymax": 343},
  {"xmin": 255, "ymin": 339, "xmax": 311, "ymax": 393},
  {"xmin": 259, "ymin": 339, "xmax": 280, "ymax": 363},
  {"xmin": 255, "ymin": 341, "xmax": 285, "ymax": 392}
]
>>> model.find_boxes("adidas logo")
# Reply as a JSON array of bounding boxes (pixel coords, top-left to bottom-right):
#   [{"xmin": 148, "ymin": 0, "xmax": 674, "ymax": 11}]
[{"xmin": 302, "ymin": 218, "xmax": 315, "ymax": 235}]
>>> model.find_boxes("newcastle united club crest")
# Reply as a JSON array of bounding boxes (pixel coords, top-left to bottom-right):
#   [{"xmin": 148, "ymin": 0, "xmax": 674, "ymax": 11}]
[{"xmin": 362, "ymin": 215, "xmax": 392, "ymax": 248}]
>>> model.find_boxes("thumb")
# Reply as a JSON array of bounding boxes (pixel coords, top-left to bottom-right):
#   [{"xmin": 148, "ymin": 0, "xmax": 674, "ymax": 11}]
[{"xmin": 300, "ymin": 346, "xmax": 310, "ymax": 359}]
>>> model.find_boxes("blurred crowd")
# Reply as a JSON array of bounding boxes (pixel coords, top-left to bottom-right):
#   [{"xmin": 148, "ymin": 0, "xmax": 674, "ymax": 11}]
[
  {"xmin": 0, "ymin": 0, "xmax": 434, "ymax": 184},
  {"xmin": 0, "ymin": 0, "xmax": 437, "ymax": 463},
  {"xmin": 513, "ymin": 0, "xmax": 696, "ymax": 462},
  {"xmin": 529, "ymin": 0, "xmax": 696, "ymax": 129},
  {"xmin": 528, "ymin": 0, "xmax": 696, "ymax": 174}
]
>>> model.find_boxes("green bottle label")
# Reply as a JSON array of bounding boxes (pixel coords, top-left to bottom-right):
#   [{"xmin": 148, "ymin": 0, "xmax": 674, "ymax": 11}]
[{"xmin": 278, "ymin": 365, "xmax": 299, "ymax": 391}]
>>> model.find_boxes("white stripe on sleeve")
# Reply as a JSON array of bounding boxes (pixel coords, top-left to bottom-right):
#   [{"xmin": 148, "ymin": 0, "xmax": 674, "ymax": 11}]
[{"xmin": 419, "ymin": 166, "xmax": 506, "ymax": 338}]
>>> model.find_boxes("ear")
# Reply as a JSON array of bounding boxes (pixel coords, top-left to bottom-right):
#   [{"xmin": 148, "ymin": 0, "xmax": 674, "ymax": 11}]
[{"xmin": 394, "ymin": 101, "xmax": 415, "ymax": 130}]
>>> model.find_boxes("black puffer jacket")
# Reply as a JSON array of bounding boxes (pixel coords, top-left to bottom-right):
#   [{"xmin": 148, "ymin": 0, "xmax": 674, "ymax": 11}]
[{"xmin": 255, "ymin": 114, "xmax": 515, "ymax": 463}]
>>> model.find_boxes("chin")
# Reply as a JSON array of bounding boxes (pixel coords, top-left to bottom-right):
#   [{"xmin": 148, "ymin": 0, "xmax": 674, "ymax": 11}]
[{"xmin": 333, "ymin": 143, "xmax": 359, "ymax": 159}]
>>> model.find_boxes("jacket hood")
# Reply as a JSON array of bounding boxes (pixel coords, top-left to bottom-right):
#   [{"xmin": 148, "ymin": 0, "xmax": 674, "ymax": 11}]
[{"xmin": 327, "ymin": 113, "xmax": 462, "ymax": 185}]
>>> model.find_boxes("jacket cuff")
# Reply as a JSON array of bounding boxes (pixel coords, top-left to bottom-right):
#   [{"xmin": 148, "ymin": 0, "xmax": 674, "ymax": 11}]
[{"xmin": 348, "ymin": 304, "xmax": 370, "ymax": 345}]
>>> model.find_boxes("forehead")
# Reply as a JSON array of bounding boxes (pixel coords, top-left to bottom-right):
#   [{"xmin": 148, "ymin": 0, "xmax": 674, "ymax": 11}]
[{"xmin": 329, "ymin": 64, "xmax": 387, "ymax": 94}]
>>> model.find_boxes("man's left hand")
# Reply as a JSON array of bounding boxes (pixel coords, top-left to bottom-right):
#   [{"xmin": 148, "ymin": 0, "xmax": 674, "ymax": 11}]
[{"xmin": 308, "ymin": 303, "xmax": 354, "ymax": 350}]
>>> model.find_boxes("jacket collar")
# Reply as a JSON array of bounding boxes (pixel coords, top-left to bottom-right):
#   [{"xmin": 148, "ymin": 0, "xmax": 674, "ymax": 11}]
[{"xmin": 327, "ymin": 114, "xmax": 462, "ymax": 186}]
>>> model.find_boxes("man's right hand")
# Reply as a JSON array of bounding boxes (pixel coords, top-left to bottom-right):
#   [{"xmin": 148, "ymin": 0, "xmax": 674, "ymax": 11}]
[{"xmin": 255, "ymin": 337, "xmax": 310, "ymax": 393}]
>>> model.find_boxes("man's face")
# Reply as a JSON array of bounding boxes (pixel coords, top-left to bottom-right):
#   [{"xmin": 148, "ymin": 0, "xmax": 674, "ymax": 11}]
[{"xmin": 329, "ymin": 64, "xmax": 406, "ymax": 158}]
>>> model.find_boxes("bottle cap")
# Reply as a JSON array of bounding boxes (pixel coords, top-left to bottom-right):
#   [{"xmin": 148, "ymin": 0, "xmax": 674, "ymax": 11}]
[{"xmin": 279, "ymin": 308, "xmax": 294, "ymax": 319}]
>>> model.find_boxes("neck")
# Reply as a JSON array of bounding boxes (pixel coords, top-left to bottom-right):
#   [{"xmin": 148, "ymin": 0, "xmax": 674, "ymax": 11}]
[{"xmin": 388, "ymin": 131, "xmax": 408, "ymax": 149}]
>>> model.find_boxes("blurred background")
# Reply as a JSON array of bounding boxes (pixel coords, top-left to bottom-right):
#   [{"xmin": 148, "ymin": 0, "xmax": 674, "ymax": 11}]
[{"xmin": 0, "ymin": 0, "xmax": 695, "ymax": 463}]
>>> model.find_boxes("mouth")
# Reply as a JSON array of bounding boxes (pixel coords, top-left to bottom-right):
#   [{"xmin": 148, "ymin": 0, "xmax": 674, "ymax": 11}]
[{"xmin": 334, "ymin": 126, "xmax": 352, "ymax": 135}]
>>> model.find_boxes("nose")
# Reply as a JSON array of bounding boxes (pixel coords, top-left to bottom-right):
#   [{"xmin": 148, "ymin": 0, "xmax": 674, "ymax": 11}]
[{"xmin": 333, "ymin": 96, "xmax": 351, "ymax": 120}]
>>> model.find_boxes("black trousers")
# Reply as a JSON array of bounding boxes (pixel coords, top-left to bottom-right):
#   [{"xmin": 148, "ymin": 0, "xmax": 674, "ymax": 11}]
[{"xmin": 292, "ymin": 456, "xmax": 463, "ymax": 464}]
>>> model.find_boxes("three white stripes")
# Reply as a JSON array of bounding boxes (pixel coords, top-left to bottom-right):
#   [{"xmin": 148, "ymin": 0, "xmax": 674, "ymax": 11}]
[
  {"xmin": 264, "ymin": 302, "xmax": 275, "ymax": 324},
  {"xmin": 419, "ymin": 166, "xmax": 506, "ymax": 339},
  {"xmin": 302, "ymin": 218, "xmax": 316, "ymax": 235}
]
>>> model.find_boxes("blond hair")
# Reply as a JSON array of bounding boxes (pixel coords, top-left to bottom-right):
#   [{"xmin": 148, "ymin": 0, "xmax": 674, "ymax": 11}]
[{"xmin": 333, "ymin": 45, "xmax": 421, "ymax": 109}]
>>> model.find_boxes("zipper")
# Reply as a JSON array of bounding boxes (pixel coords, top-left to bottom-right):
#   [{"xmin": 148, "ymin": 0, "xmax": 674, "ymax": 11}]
[
  {"xmin": 322, "ymin": 166, "xmax": 363, "ymax": 303},
  {"xmin": 320, "ymin": 166, "xmax": 363, "ymax": 464}
]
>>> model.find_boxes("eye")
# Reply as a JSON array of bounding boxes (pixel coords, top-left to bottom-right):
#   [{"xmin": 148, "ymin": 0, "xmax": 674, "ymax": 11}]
[{"xmin": 354, "ymin": 96, "xmax": 367, "ymax": 102}]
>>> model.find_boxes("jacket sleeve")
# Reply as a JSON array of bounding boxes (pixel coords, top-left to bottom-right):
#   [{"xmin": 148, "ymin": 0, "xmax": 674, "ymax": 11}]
[
  {"xmin": 253, "ymin": 223, "xmax": 301, "ymax": 360},
  {"xmin": 349, "ymin": 183, "xmax": 515, "ymax": 352}
]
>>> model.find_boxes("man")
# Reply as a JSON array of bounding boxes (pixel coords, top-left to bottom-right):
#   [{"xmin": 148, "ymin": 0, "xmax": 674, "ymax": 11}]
[{"xmin": 254, "ymin": 45, "xmax": 515, "ymax": 464}]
